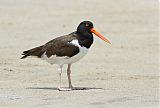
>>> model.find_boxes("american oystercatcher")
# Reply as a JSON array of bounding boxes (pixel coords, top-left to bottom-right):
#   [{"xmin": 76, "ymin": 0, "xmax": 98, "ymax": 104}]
[{"xmin": 21, "ymin": 21, "xmax": 110, "ymax": 91}]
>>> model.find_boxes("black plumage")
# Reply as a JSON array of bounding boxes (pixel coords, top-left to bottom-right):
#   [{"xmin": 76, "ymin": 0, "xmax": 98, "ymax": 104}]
[
  {"xmin": 21, "ymin": 21, "xmax": 110, "ymax": 91},
  {"xmin": 21, "ymin": 21, "xmax": 94, "ymax": 59}
]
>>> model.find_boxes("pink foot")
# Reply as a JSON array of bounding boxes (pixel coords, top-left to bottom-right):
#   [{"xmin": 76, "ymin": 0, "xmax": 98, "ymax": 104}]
[{"xmin": 58, "ymin": 87, "xmax": 73, "ymax": 91}]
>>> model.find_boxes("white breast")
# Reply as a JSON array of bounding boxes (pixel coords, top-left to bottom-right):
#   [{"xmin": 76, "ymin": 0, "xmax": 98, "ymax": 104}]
[{"xmin": 41, "ymin": 40, "xmax": 89, "ymax": 65}]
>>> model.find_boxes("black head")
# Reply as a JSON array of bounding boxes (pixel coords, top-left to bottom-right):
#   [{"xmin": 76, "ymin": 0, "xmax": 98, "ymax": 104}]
[
  {"xmin": 76, "ymin": 21, "xmax": 94, "ymax": 48},
  {"xmin": 76, "ymin": 21, "xmax": 111, "ymax": 48},
  {"xmin": 76, "ymin": 21, "xmax": 94, "ymax": 34}
]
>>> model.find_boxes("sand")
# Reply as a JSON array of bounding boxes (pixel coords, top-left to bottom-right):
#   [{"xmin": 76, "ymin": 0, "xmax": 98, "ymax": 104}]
[{"xmin": 0, "ymin": 0, "xmax": 159, "ymax": 108}]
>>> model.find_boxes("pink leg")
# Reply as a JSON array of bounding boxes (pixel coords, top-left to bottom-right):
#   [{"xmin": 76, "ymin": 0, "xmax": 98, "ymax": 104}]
[
  {"xmin": 67, "ymin": 64, "xmax": 73, "ymax": 89},
  {"xmin": 57, "ymin": 65, "xmax": 72, "ymax": 91}
]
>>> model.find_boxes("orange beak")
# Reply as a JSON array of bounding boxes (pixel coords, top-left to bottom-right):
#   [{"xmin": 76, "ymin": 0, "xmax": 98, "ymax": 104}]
[{"xmin": 90, "ymin": 28, "xmax": 111, "ymax": 44}]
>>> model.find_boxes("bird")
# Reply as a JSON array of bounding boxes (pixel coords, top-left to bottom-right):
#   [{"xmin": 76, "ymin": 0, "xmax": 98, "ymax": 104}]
[{"xmin": 21, "ymin": 21, "xmax": 110, "ymax": 91}]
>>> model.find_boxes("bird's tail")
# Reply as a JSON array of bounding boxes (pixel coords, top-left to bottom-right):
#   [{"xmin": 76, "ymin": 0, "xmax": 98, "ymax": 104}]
[{"xmin": 21, "ymin": 45, "xmax": 44, "ymax": 59}]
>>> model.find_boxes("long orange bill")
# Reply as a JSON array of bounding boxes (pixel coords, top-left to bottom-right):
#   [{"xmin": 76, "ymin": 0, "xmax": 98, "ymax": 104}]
[{"xmin": 90, "ymin": 28, "xmax": 111, "ymax": 44}]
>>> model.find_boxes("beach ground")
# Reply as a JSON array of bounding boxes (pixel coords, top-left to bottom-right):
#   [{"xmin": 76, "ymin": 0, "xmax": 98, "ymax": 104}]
[{"xmin": 0, "ymin": 0, "xmax": 159, "ymax": 108}]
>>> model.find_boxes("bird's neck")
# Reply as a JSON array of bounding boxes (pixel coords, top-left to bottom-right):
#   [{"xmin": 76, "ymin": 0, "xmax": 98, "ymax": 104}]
[{"xmin": 76, "ymin": 31, "xmax": 93, "ymax": 48}]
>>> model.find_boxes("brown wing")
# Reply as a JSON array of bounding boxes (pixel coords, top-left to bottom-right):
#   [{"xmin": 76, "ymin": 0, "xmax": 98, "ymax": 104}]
[
  {"xmin": 44, "ymin": 33, "xmax": 79, "ymax": 57},
  {"xmin": 45, "ymin": 41, "xmax": 79, "ymax": 58},
  {"xmin": 21, "ymin": 32, "xmax": 79, "ymax": 59},
  {"xmin": 21, "ymin": 45, "xmax": 45, "ymax": 59}
]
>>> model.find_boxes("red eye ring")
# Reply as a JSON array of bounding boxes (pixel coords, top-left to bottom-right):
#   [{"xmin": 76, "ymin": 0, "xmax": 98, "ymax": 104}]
[{"xmin": 85, "ymin": 23, "xmax": 89, "ymax": 27}]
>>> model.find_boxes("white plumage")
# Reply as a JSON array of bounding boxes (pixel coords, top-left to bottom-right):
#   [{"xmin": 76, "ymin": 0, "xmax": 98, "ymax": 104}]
[{"xmin": 41, "ymin": 40, "xmax": 88, "ymax": 66}]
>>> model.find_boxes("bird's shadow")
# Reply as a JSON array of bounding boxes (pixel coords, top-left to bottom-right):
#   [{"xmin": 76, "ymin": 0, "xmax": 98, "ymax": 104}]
[{"xmin": 26, "ymin": 87, "xmax": 103, "ymax": 91}]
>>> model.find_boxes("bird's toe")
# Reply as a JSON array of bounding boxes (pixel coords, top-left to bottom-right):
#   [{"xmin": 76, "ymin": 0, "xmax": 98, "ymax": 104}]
[{"xmin": 58, "ymin": 87, "xmax": 73, "ymax": 91}]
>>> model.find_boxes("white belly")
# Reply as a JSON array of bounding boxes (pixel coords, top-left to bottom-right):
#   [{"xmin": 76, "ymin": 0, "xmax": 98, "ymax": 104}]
[{"xmin": 41, "ymin": 40, "xmax": 89, "ymax": 65}]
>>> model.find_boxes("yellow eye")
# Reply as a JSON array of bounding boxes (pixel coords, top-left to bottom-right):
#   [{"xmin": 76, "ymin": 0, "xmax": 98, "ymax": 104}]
[{"xmin": 85, "ymin": 23, "xmax": 89, "ymax": 27}]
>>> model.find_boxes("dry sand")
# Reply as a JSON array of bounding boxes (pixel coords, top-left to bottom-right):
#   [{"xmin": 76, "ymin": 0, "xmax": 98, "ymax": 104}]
[{"xmin": 0, "ymin": 0, "xmax": 159, "ymax": 108}]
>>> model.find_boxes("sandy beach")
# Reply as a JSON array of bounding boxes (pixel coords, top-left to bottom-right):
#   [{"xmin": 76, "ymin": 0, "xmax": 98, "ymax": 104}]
[{"xmin": 0, "ymin": 0, "xmax": 159, "ymax": 108}]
